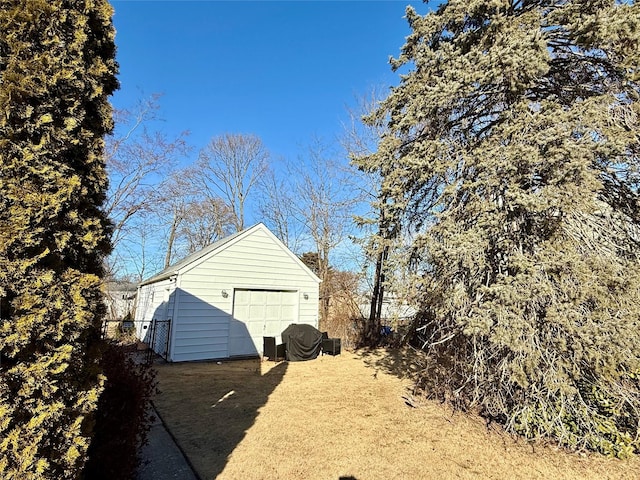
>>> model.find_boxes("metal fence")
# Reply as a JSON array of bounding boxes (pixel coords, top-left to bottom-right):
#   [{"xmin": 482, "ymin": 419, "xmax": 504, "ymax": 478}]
[{"xmin": 101, "ymin": 318, "xmax": 172, "ymax": 362}]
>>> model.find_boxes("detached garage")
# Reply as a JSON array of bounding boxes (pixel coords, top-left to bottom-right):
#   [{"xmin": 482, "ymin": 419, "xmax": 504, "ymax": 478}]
[{"xmin": 134, "ymin": 223, "xmax": 320, "ymax": 362}]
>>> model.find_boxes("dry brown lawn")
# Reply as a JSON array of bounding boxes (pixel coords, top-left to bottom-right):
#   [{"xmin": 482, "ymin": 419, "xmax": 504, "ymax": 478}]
[{"xmin": 152, "ymin": 348, "xmax": 640, "ymax": 480}]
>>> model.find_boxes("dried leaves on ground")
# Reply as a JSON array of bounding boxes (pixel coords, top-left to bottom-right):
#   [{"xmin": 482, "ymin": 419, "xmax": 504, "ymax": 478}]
[{"xmin": 152, "ymin": 349, "xmax": 639, "ymax": 480}]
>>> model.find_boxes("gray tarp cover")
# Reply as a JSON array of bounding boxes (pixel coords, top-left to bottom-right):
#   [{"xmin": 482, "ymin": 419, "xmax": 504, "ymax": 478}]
[{"xmin": 281, "ymin": 323, "xmax": 322, "ymax": 361}]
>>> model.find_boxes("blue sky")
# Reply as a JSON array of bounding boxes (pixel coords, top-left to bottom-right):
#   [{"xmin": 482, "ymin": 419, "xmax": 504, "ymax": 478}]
[{"xmin": 110, "ymin": 0, "xmax": 430, "ymax": 163}]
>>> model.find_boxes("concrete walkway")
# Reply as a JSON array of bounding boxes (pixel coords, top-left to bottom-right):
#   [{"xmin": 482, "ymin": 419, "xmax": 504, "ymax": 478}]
[{"xmin": 137, "ymin": 405, "xmax": 199, "ymax": 480}]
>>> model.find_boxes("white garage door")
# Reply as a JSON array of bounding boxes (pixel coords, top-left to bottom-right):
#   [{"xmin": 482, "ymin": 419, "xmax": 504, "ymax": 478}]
[{"xmin": 229, "ymin": 289, "xmax": 298, "ymax": 357}]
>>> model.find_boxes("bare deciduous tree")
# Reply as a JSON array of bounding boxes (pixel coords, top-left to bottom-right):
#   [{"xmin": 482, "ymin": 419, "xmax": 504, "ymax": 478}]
[
  {"xmin": 195, "ymin": 133, "xmax": 269, "ymax": 232},
  {"xmin": 160, "ymin": 170, "xmax": 236, "ymax": 267},
  {"xmin": 179, "ymin": 198, "xmax": 235, "ymax": 254},
  {"xmin": 257, "ymin": 165, "xmax": 303, "ymax": 252},
  {"xmin": 104, "ymin": 95, "xmax": 189, "ymax": 277},
  {"xmin": 158, "ymin": 171, "xmax": 192, "ymax": 268},
  {"xmin": 289, "ymin": 139, "xmax": 358, "ymax": 324}
]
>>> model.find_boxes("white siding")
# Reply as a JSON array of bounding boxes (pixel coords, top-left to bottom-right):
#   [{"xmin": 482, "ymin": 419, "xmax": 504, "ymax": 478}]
[
  {"xmin": 168, "ymin": 286, "xmax": 230, "ymax": 361},
  {"xmin": 134, "ymin": 278, "xmax": 175, "ymax": 352},
  {"xmin": 168, "ymin": 225, "xmax": 320, "ymax": 362}
]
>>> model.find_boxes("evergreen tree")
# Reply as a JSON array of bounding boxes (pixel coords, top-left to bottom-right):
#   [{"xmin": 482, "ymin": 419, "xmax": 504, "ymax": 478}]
[
  {"xmin": 359, "ymin": 0, "xmax": 640, "ymax": 456},
  {"xmin": 0, "ymin": 0, "xmax": 118, "ymax": 477}
]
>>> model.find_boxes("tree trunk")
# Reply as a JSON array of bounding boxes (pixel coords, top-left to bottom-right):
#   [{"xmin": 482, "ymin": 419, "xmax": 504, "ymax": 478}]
[
  {"xmin": 164, "ymin": 212, "xmax": 180, "ymax": 268},
  {"xmin": 366, "ymin": 243, "xmax": 387, "ymax": 345}
]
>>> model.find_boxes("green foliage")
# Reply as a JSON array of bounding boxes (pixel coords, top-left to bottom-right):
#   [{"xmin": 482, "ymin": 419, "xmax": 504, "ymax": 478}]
[
  {"xmin": 0, "ymin": 0, "xmax": 118, "ymax": 478},
  {"xmin": 82, "ymin": 342, "xmax": 157, "ymax": 480},
  {"xmin": 300, "ymin": 252, "xmax": 322, "ymax": 276},
  {"xmin": 360, "ymin": 0, "xmax": 640, "ymax": 456}
]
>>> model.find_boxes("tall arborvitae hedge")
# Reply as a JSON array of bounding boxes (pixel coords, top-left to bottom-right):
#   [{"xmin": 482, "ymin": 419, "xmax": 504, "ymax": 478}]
[
  {"xmin": 0, "ymin": 1, "xmax": 118, "ymax": 478},
  {"xmin": 359, "ymin": 0, "xmax": 640, "ymax": 457}
]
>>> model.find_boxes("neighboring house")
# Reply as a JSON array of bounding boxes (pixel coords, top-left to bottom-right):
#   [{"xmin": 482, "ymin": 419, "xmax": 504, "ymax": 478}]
[
  {"xmin": 104, "ymin": 280, "xmax": 137, "ymax": 321},
  {"xmin": 358, "ymin": 296, "xmax": 417, "ymax": 327},
  {"xmin": 134, "ymin": 223, "xmax": 321, "ymax": 362},
  {"xmin": 102, "ymin": 280, "xmax": 137, "ymax": 339}
]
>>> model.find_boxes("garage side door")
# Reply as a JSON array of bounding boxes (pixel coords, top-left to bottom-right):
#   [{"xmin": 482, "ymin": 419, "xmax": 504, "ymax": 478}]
[{"xmin": 229, "ymin": 289, "xmax": 298, "ymax": 357}]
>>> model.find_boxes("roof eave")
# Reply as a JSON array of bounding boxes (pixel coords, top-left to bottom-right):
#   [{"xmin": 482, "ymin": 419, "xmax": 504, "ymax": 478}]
[{"xmin": 138, "ymin": 270, "xmax": 178, "ymax": 287}]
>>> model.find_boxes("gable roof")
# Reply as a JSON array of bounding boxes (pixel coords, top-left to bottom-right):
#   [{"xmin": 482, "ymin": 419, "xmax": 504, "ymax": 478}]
[{"xmin": 139, "ymin": 223, "xmax": 321, "ymax": 286}]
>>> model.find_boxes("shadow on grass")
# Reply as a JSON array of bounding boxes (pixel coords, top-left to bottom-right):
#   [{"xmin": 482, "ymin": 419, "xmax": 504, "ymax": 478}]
[
  {"xmin": 152, "ymin": 358, "xmax": 288, "ymax": 479},
  {"xmin": 355, "ymin": 346, "xmax": 429, "ymax": 383}
]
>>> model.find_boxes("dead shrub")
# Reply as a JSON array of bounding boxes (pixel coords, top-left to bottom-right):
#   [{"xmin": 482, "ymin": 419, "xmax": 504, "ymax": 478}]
[{"xmin": 82, "ymin": 341, "xmax": 157, "ymax": 480}]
